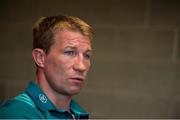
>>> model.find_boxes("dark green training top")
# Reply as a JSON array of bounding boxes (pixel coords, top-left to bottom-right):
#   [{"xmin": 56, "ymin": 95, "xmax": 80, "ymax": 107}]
[{"xmin": 0, "ymin": 81, "xmax": 89, "ymax": 119}]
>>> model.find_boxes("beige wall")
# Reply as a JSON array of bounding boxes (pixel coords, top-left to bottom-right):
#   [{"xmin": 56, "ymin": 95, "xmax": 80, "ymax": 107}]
[{"xmin": 0, "ymin": 0, "xmax": 180, "ymax": 118}]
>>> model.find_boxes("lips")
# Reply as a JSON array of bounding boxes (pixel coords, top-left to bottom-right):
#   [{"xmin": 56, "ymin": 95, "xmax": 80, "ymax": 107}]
[{"xmin": 69, "ymin": 76, "xmax": 85, "ymax": 84}]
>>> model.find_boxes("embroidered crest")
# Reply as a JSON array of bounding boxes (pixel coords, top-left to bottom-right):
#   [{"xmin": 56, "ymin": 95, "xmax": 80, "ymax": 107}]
[{"xmin": 39, "ymin": 94, "xmax": 47, "ymax": 103}]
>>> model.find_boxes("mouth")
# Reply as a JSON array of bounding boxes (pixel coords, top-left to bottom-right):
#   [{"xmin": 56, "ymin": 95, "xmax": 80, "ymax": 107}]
[{"xmin": 69, "ymin": 77, "xmax": 85, "ymax": 84}]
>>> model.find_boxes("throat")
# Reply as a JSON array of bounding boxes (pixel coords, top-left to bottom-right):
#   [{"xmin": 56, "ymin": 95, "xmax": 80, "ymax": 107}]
[{"xmin": 54, "ymin": 96, "xmax": 72, "ymax": 110}]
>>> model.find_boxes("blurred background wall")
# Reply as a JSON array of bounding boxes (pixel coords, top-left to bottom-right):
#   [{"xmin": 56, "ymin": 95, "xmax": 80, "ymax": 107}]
[{"xmin": 0, "ymin": 0, "xmax": 180, "ymax": 118}]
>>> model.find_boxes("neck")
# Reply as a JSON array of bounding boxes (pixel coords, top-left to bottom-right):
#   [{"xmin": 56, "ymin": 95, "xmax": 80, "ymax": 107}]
[{"xmin": 35, "ymin": 69, "xmax": 72, "ymax": 110}]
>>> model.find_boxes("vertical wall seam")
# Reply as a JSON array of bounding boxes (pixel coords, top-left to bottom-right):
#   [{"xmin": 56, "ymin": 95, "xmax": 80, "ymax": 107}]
[
  {"xmin": 144, "ymin": 0, "xmax": 151, "ymax": 27},
  {"xmin": 172, "ymin": 27, "xmax": 179, "ymax": 62}
]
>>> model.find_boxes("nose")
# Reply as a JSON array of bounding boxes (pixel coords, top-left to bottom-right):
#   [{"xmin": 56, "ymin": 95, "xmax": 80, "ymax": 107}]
[{"xmin": 73, "ymin": 55, "xmax": 87, "ymax": 74}]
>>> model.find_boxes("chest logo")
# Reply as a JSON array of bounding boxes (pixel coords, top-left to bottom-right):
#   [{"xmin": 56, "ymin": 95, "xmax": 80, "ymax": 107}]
[{"xmin": 39, "ymin": 94, "xmax": 47, "ymax": 103}]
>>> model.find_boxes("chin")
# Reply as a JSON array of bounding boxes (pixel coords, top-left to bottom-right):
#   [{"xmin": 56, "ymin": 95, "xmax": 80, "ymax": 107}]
[{"xmin": 69, "ymin": 87, "xmax": 82, "ymax": 95}]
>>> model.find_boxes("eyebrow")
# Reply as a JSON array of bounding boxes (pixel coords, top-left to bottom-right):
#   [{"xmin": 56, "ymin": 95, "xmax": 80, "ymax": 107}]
[
  {"xmin": 64, "ymin": 46, "xmax": 76, "ymax": 49},
  {"xmin": 64, "ymin": 46, "xmax": 92, "ymax": 52}
]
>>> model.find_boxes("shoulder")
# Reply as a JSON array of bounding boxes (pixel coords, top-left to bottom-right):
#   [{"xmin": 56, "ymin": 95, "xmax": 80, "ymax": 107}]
[{"xmin": 0, "ymin": 94, "xmax": 44, "ymax": 119}]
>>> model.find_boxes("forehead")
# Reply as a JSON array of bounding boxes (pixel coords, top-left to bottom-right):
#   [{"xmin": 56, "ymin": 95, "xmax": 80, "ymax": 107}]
[{"xmin": 53, "ymin": 30, "xmax": 91, "ymax": 49}]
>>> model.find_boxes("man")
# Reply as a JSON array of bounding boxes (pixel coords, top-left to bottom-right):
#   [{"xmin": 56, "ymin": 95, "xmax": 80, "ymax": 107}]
[{"xmin": 0, "ymin": 15, "xmax": 93, "ymax": 119}]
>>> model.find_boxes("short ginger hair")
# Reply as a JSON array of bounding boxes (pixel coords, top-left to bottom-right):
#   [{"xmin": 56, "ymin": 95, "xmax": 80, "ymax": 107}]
[{"xmin": 33, "ymin": 15, "xmax": 93, "ymax": 53}]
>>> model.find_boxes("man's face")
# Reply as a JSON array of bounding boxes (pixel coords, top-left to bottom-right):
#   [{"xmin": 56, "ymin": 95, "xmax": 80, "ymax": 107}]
[{"xmin": 43, "ymin": 30, "xmax": 92, "ymax": 96}]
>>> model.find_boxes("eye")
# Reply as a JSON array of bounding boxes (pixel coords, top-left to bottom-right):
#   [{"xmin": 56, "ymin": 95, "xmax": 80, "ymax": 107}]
[
  {"xmin": 84, "ymin": 53, "xmax": 91, "ymax": 60},
  {"xmin": 64, "ymin": 50, "xmax": 76, "ymax": 56}
]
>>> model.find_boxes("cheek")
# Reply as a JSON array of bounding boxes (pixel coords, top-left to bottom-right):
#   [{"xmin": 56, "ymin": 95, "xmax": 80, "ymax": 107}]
[
  {"xmin": 45, "ymin": 56, "xmax": 64, "ymax": 74},
  {"xmin": 85, "ymin": 61, "xmax": 91, "ymax": 71},
  {"xmin": 55, "ymin": 59, "xmax": 69, "ymax": 73},
  {"xmin": 56, "ymin": 58, "xmax": 74, "ymax": 75}
]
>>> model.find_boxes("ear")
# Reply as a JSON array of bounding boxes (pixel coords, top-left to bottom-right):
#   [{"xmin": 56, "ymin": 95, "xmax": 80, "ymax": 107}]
[{"xmin": 32, "ymin": 48, "xmax": 46, "ymax": 68}]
